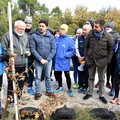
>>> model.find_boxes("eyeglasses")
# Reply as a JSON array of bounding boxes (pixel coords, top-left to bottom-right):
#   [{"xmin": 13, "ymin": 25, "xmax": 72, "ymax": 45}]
[{"xmin": 16, "ymin": 26, "xmax": 25, "ymax": 31}]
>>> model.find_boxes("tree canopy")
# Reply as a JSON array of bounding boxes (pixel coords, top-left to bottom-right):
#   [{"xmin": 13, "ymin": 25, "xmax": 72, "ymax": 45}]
[{"xmin": 0, "ymin": 0, "xmax": 120, "ymax": 41}]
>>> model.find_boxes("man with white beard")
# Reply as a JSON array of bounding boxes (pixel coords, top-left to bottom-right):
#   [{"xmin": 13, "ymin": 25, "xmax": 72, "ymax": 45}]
[{"xmin": 2, "ymin": 20, "xmax": 31, "ymax": 105}]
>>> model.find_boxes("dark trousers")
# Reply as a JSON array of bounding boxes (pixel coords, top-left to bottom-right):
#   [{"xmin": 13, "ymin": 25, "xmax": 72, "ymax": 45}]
[
  {"xmin": 7, "ymin": 67, "xmax": 26, "ymax": 99},
  {"xmin": 106, "ymin": 54, "xmax": 116, "ymax": 88},
  {"xmin": 54, "ymin": 71, "xmax": 71, "ymax": 89},
  {"xmin": 78, "ymin": 65, "xmax": 88, "ymax": 89},
  {"xmin": 25, "ymin": 64, "xmax": 34, "ymax": 87},
  {"xmin": 114, "ymin": 72, "xmax": 120, "ymax": 98}
]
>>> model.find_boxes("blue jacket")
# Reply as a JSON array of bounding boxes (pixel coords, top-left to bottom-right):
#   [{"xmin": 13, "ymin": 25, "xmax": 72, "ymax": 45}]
[
  {"xmin": 29, "ymin": 29, "xmax": 56, "ymax": 62},
  {"xmin": 54, "ymin": 34, "xmax": 75, "ymax": 71},
  {"xmin": 0, "ymin": 43, "xmax": 9, "ymax": 76}
]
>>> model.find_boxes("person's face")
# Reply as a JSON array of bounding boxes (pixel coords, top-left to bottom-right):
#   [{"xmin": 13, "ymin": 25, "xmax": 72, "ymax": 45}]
[
  {"xmin": 94, "ymin": 23, "xmax": 103, "ymax": 32},
  {"xmin": 15, "ymin": 24, "xmax": 25, "ymax": 36},
  {"xmin": 105, "ymin": 27, "xmax": 112, "ymax": 33},
  {"xmin": 75, "ymin": 31, "xmax": 82, "ymax": 37},
  {"xmin": 54, "ymin": 32, "xmax": 59, "ymax": 38},
  {"xmin": 38, "ymin": 23, "xmax": 47, "ymax": 33},
  {"xmin": 25, "ymin": 22, "xmax": 32, "ymax": 29},
  {"xmin": 59, "ymin": 28, "xmax": 66, "ymax": 36},
  {"xmin": 82, "ymin": 27, "xmax": 91, "ymax": 36}
]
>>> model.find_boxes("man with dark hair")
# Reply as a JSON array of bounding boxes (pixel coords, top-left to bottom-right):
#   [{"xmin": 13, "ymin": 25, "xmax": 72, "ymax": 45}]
[
  {"xmin": 83, "ymin": 19, "xmax": 114, "ymax": 104},
  {"xmin": 29, "ymin": 19, "xmax": 56, "ymax": 100}
]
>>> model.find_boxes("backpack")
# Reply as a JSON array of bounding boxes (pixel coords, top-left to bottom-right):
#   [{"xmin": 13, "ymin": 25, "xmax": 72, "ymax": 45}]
[
  {"xmin": 89, "ymin": 108, "xmax": 117, "ymax": 120},
  {"xmin": 50, "ymin": 106, "xmax": 76, "ymax": 120},
  {"xmin": 0, "ymin": 43, "xmax": 4, "ymax": 76}
]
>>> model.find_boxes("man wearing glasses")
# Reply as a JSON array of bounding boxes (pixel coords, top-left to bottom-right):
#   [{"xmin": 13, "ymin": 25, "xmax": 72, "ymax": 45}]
[{"xmin": 2, "ymin": 20, "xmax": 30, "ymax": 104}]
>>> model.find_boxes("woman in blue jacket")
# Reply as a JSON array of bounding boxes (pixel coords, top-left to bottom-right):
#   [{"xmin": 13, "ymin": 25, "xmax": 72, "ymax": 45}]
[{"xmin": 53, "ymin": 24, "xmax": 75, "ymax": 97}]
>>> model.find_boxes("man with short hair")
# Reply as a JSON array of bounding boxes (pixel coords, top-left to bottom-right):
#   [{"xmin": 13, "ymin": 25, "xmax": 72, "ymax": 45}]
[
  {"xmin": 83, "ymin": 19, "xmax": 114, "ymax": 104},
  {"xmin": 2, "ymin": 20, "xmax": 30, "ymax": 104},
  {"xmin": 29, "ymin": 19, "xmax": 56, "ymax": 100},
  {"xmin": 77, "ymin": 24, "xmax": 92, "ymax": 94}
]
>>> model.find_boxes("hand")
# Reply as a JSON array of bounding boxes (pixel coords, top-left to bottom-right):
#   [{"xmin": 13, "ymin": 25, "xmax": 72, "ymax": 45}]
[
  {"xmin": 10, "ymin": 53, "xmax": 17, "ymax": 58},
  {"xmin": 40, "ymin": 59, "xmax": 48, "ymax": 64},
  {"xmin": 25, "ymin": 51, "xmax": 31, "ymax": 57},
  {"xmin": 78, "ymin": 56, "xmax": 85, "ymax": 63}
]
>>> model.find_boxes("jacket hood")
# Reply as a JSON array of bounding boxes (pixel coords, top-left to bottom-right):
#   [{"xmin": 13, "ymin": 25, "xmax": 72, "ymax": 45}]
[{"xmin": 105, "ymin": 21, "xmax": 114, "ymax": 30}]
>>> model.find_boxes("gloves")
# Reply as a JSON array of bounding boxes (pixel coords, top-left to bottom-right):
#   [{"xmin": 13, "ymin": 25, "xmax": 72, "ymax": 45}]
[{"xmin": 1, "ymin": 54, "xmax": 9, "ymax": 62}]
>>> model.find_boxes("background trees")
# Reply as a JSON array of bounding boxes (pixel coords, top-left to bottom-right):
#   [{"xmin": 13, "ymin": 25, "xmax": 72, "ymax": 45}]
[{"xmin": 0, "ymin": 0, "xmax": 120, "ymax": 41}]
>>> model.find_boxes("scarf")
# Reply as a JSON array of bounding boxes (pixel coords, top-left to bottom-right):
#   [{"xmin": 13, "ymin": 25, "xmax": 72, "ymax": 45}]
[{"xmin": 94, "ymin": 28, "xmax": 104, "ymax": 40}]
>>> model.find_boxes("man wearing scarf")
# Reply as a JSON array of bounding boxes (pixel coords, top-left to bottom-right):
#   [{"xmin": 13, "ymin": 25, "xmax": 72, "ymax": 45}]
[{"xmin": 83, "ymin": 19, "xmax": 114, "ymax": 104}]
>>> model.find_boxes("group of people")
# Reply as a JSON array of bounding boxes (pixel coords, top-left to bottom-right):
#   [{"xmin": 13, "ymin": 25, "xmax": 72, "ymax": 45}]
[{"xmin": 0, "ymin": 16, "xmax": 120, "ymax": 108}]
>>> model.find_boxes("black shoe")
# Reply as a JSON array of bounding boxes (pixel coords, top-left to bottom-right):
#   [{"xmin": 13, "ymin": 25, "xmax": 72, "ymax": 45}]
[
  {"xmin": 83, "ymin": 94, "xmax": 92, "ymax": 100},
  {"xmin": 99, "ymin": 97, "xmax": 108, "ymax": 104}
]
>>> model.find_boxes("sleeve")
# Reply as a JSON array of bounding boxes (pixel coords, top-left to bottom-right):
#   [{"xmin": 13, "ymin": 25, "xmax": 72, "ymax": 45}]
[
  {"xmin": 1, "ymin": 32, "xmax": 10, "ymax": 51},
  {"xmin": 29, "ymin": 35, "xmax": 43, "ymax": 62},
  {"xmin": 47, "ymin": 36, "xmax": 56, "ymax": 62},
  {"xmin": 75, "ymin": 37, "xmax": 81, "ymax": 57},
  {"xmin": 107, "ymin": 34, "xmax": 114, "ymax": 64},
  {"xmin": 64, "ymin": 38, "xmax": 76, "ymax": 58}
]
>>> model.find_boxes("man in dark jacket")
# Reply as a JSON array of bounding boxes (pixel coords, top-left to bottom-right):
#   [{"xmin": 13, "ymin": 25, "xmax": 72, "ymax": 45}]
[
  {"xmin": 24, "ymin": 16, "xmax": 35, "ymax": 95},
  {"xmin": 83, "ymin": 19, "xmax": 114, "ymax": 104},
  {"xmin": 29, "ymin": 19, "xmax": 56, "ymax": 100},
  {"xmin": 2, "ymin": 20, "xmax": 30, "ymax": 104}
]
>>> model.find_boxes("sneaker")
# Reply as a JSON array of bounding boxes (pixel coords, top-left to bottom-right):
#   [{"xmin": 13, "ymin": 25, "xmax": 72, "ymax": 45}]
[
  {"xmin": 99, "ymin": 97, "xmax": 108, "ymax": 104},
  {"xmin": 53, "ymin": 87, "xmax": 64, "ymax": 93},
  {"xmin": 34, "ymin": 93, "xmax": 42, "ymax": 100},
  {"xmin": 28, "ymin": 87, "xmax": 34, "ymax": 95},
  {"xmin": 67, "ymin": 90, "xmax": 73, "ymax": 97},
  {"xmin": 111, "ymin": 97, "xmax": 118, "ymax": 104},
  {"xmin": 73, "ymin": 83, "xmax": 79, "ymax": 89},
  {"xmin": 45, "ymin": 92, "xmax": 54, "ymax": 97},
  {"xmin": 83, "ymin": 94, "xmax": 92, "ymax": 100},
  {"xmin": 78, "ymin": 88, "xmax": 83, "ymax": 93},
  {"xmin": 95, "ymin": 83, "xmax": 99, "ymax": 88},
  {"xmin": 106, "ymin": 83, "xmax": 112, "ymax": 89},
  {"xmin": 109, "ymin": 89, "xmax": 115, "ymax": 96}
]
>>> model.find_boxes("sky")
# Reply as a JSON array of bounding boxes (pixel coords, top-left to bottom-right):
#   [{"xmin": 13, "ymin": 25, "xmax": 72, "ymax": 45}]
[{"xmin": 38, "ymin": 0, "xmax": 120, "ymax": 12}]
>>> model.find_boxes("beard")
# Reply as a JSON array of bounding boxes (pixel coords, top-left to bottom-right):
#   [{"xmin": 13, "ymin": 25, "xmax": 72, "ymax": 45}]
[{"xmin": 15, "ymin": 29, "xmax": 24, "ymax": 36}]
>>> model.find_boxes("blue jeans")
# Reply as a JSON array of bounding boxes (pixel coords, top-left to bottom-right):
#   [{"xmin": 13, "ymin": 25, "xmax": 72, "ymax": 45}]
[{"xmin": 34, "ymin": 60, "xmax": 52, "ymax": 93}]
